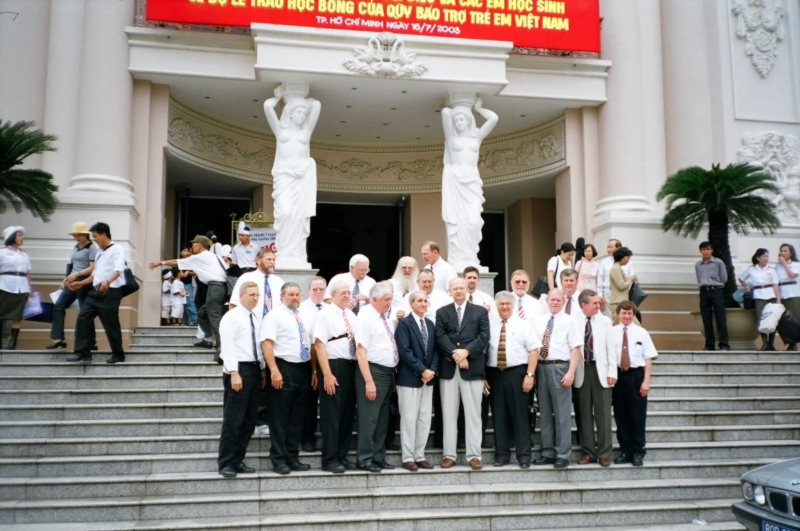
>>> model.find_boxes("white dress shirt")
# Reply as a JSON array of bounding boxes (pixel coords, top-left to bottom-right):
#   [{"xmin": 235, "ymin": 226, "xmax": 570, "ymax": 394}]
[
  {"xmin": 488, "ymin": 315, "xmax": 541, "ymax": 368},
  {"xmin": 357, "ymin": 304, "xmax": 398, "ymax": 368},
  {"xmin": 777, "ymin": 261, "xmax": 800, "ymax": 299},
  {"xmin": 467, "ymin": 289, "xmax": 495, "ymax": 311},
  {"xmin": 177, "ymin": 250, "xmax": 228, "ymax": 283},
  {"xmin": 260, "ymin": 303, "xmax": 313, "ymax": 363},
  {"xmin": 401, "ymin": 289, "xmax": 452, "ymax": 321},
  {"xmin": 425, "ymin": 257, "xmax": 457, "ymax": 294},
  {"xmin": 532, "ymin": 312, "xmax": 582, "ymax": 361},
  {"xmin": 0, "ymin": 247, "xmax": 31, "ymax": 293},
  {"xmin": 514, "ymin": 293, "xmax": 545, "ymax": 321},
  {"xmin": 230, "ymin": 271, "xmax": 285, "ymax": 316},
  {"xmin": 219, "ymin": 305, "xmax": 265, "ymax": 374},
  {"xmin": 546, "ymin": 256, "xmax": 573, "ymax": 289},
  {"xmin": 539, "ymin": 290, "xmax": 580, "ymax": 320},
  {"xmin": 738, "ymin": 265, "xmax": 780, "ymax": 300},
  {"xmin": 93, "ymin": 243, "xmax": 126, "ymax": 289},
  {"xmin": 231, "ymin": 242, "xmax": 258, "ymax": 268},
  {"xmin": 325, "ymin": 272, "xmax": 376, "ymax": 313},
  {"xmin": 610, "ymin": 323, "xmax": 658, "ymax": 368},
  {"xmin": 299, "ymin": 297, "xmax": 325, "ymax": 334},
  {"xmin": 599, "ymin": 256, "xmax": 634, "ymax": 295},
  {"xmin": 390, "ymin": 277, "xmax": 418, "ymax": 311},
  {"xmin": 314, "ymin": 303, "xmax": 360, "ymax": 360}
]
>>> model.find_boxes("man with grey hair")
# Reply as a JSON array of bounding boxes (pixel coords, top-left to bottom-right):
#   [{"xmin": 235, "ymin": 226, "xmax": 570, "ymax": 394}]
[
  {"xmin": 487, "ymin": 291, "xmax": 541, "ymax": 468},
  {"xmin": 540, "ymin": 268, "xmax": 580, "ymax": 318},
  {"xmin": 217, "ymin": 281, "xmax": 265, "ymax": 478},
  {"xmin": 355, "ymin": 282, "xmax": 399, "ymax": 472},
  {"xmin": 299, "ymin": 275, "xmax": 327, "ymax": 453},
  {"xmin": 402, "ymin": 269, "xmax": 452, "ymax": 319},
  {"xmin": 259, "ymin": 282, "xmax": 313, "ymax": 475},
  {"xmin": 394, "ymin": 289, "xmax": 439, "ymax": 471},
  {"xmin": 314, "ymin": 280, "xmax": 360, "ymax": 473},
  {"xmin": 325, "ymin": 254, "xmax": 376, "ymax": 315}
]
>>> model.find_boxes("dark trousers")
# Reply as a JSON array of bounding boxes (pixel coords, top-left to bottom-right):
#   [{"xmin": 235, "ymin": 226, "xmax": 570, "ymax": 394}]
[
  {"xmin": 218, "ymin": 363, "xmax": 261, "ymax": 469},
  {"xmin": 268, "ymin": 358, "xmax": 311, "ymax": 467},
  {"xmin": 198, "ymin": 283, "xmax": 226, "ymax": 348},
  {"xmin": 577, "ymin": 364, "xmax": 613, "ymax": 460},
  {"xmin": 612, "ymin": 367, "xmax": 648, "ymax": 457},
  {"xmin": 487, "ymin": 366, "xmax": 532, "ymax": 464},
  {"xmin": 50, "ymin": 280, "xmax": 94, "ymax": 342},
  {"xmin": 700, "ymin": 287, "xmax": 729, "ymax": 349},
  {"xmin": 432, "ymin": 379, "xmax": 443, "ymax": 447},
  {"xmin": 355, "ymin": 362, "xmax": 394, "ymax": 464},
  {"xmin": 320, "ymin": 359, "xmax": 357, "ymax": 467},
  {"xmin": 74, "ymin": 288, "xmax": 123, "ymax": 357},
  {"xmin": 301, "ymin": 383, "xmax": 319, "ymax": 447},
  {"xmin": 384, "ymin": 389, "xmax": 399, "ymax": 448}
]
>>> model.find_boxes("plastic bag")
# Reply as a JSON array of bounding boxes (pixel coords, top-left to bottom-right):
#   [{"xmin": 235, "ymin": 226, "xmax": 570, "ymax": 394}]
[
  {"xmin": 49, "ymin": 290, "xmax": 80, "ymax": 309},
  {"xmin": 22, "ymin": 292, "xmax": 43, "ymax": 320},
  {"xmin": 758, "ymin": 303, "xmax": 785, "ymax": 334}
]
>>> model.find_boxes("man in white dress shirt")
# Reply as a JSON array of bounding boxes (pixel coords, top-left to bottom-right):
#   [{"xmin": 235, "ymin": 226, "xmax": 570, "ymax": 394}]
[
  {"xmin": 299, "ymin": 276, "xmax": 327, "ymax": 452},
  {"xmin": 217, "ymin": 282, "xmax": 265, "ymax": 478},
  {"xmin": 574, "ymin": 289, "xmax": 616, "ymax": 467},
  {"xmin": 354, "ymin": 283, "xmax": 399, "ymax": 473},
  {"xmin": 325, "ymin": 254, "xmax": 376, "ymax": 316},
  {"xmin": 402, "ymin": 269, "xmax": 452, "ymax": 319},
  {"xmin": 599, "ymin": 240, "xmax": 634, "ymax": 317},
  {"xmin": 509, "ymin": 270, "xmax": 545, "ymax": 322},
  {"xmin": 533, "ymin": 289, "xmax": 582, "ymax": 469},
  {"xmin": 611, "ymin": 301, "xmax": 657, "ymax": 467},
  {"xmin": 487, "ymin": 291, "xmax": 540, "ymax": 468},
  {"xmin": 389, "ymin": 256, "xmax": 419, "ymax": 312},
  {"xmin": 421, "ymin": 241, "xmax": 457, "ymax": 294},
  {"xmin": 464, "ymin": 266, "xmax": 495, "ymax": 312},
  {"xmin": 231, "ymin": 224, "xmax": 257, "ymax": 272},
  {"xmin": 315, "ymin": 281, "xmax": 360, "ymax": 473},
  {"xmin": 67, "ymin": 222, "xmax": 127, "ymax": 364},
  {"xmin": 260, "ymin": 282, "xmax": 313, "ymax": 475}
]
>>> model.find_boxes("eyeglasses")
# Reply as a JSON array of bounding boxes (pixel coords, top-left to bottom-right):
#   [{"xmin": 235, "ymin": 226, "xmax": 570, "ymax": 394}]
[
  {"xmin": 513, "ymin": 280, "xmax": 529, "ymax": 284},
  {"xmin": 310, "ymin": 288, "xmax": 326, "ymax": 292}
]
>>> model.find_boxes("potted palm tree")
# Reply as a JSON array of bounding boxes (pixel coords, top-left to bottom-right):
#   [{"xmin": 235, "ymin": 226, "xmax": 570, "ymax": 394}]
[
  {"xmin": 0, "ymin": 120, "xmax": 59, "ymax": 220},
  {"xmin": 656, "ymin": 163, "xmax": 781, "ymax": 348}
]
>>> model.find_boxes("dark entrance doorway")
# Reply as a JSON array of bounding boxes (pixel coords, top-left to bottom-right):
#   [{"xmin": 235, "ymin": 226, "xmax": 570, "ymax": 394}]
[
  {"xmin": 479, "ymin": 212, "xmax": 507, "ymax": 293},
  {"xmin": 308, "ymin": 203, "xmax": 402, "ymax": 282},
  {"xmin": 178, "ymin": 197, "xmax": 251, "ymax": 250}
]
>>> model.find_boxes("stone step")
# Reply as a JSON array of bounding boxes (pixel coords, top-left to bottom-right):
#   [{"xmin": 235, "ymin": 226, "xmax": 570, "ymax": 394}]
[
  {"xmin": 0, "ymin": 440, "xmax": 796, "ymax": 477},
  {"xmin": 0, "ymin": 498, "xmax": 741, "ymax": 530},
  {"xmin": 2, "ymin": 383, "xmax": 798, "ymax": 406},
  {"xmin": 2, "ymin": 410, "xmax": 798, "ymax": 439},
  {"xmin": 130, "ymin": 336, "xmax": 204, "ymax": 346},
  {"xmin": 2, "ymin": 424, "xmax": 798, "ymax": 458},
  {"xmin": 0, "ymin": 477, "xmax": 742, "ymax": 525},
  {"xmin": 0, "ymin": 362, "xmax": 221, "ymax": 377},
  {"xmin": 652, "ymin": 373, "xmax": 800, "ymax": 384},
  {"xmin": 0, "ymin": 351, "xmax": 213, "ymax": 363},
  {"xmin": 0, "ymin": 458, "xmax": 774, "ymax": 501},
  {"xmin": 653, "ymin": 351, "xmax": 798, "ymax": 362},
  {"xmin": 655, "ymin": 361, "xmax": 800, "ymax": 373}
]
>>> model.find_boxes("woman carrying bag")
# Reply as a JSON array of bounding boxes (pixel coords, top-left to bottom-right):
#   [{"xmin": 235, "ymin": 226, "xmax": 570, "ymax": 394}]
[
  {"xmin": 738, "ymin": 248, "xmax": 780, "ymax": 351},
  {"xmin": 546, "ymin": 242, "xmax": 576, "ymax": 291},
  {"xmin": 47, "ymin": 223, "xmax": 97, "ymax": 350},
  {"xmin": 776, "ymin": 243, "xmax": 799, "ymax": 351},
  {"xmin": 0, "ymin": 226, "xmax": 32, "ymax": 350}
]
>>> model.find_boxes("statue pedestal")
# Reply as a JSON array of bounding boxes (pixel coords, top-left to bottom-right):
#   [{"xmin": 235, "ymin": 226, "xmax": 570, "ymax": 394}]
[
  {"xmin": 275, "ymin": 268, "xmax": 320, "ymax": 299},
  {"xmin": 476, "ymin": 271, "xmax": 498, "ymax": 296}
]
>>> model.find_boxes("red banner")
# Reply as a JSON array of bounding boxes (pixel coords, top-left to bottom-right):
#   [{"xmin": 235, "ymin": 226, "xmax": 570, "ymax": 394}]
[{"xmin": 146, "ymin": 0, "xmax": 600, "ymax": 52}]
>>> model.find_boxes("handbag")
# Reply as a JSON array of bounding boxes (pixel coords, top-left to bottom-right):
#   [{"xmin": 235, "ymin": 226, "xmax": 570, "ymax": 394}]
[
  {"xmin": 214, "ymin": 255, "xmax": 236, "ymax": 298},
  {"xmin": 531, "ymin": 276, "xmax": 549, "ymax": 299},
  {"xmin": 743, "ymin": 290, "xmax": 756, "ymax": 310},
  {"xmin": 629, "ymin": 281, "xmax": 648, "ymax": 307},
  {"xmin": 120, "ymin": 267, "xmax": 140, "ymax": 298}
]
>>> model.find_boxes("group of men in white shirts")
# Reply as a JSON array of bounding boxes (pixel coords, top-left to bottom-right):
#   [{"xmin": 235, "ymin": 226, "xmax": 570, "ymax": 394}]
[{"xmin": 214, "ymin": 239, "xmax": 658, "ymax": 478}]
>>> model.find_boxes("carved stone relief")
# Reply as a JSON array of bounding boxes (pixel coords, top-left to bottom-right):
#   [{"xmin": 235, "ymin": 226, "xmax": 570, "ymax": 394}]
[
  {"xmin": 343, "ymin": 32, "xmax": 428, "ymax": 78},
  {"xmin": 168, "ymin": 117, "xmax": 275, "ymax": 171},
  {"xmin": 731, "ymin": 0, "xmax": 786, "ymax": 78},
  {"xmin": 737, "ymin": 131, "xmax": 800, "ymax": 222}
]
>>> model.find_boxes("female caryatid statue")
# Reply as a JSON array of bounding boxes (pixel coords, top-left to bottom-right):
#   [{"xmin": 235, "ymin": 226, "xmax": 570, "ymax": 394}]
[
  {"xmin": 441, "ymin": 98, "xmax": 498, "ymax": 272},
  {"xmin": 264, "ymin": 90, "xmax": 321, "ymax": 270}
]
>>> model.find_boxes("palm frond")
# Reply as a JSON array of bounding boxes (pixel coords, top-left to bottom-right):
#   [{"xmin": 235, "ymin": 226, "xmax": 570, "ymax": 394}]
[{"xmin": 0, "ymin": 120, "xmax": 56, "ymax": 171}]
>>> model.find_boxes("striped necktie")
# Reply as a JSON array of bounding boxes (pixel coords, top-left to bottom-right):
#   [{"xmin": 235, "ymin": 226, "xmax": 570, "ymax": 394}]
[
  {"xmin": 518, "ymin": 298, "xmax": 526, "ymax": 320},
  {"xmin": 540, "ymin": 316, "xmax": 555, "ymax": 359},
  {"xmin": 497, "ymin": 320, "xmax": 507, "ymax": 369}
]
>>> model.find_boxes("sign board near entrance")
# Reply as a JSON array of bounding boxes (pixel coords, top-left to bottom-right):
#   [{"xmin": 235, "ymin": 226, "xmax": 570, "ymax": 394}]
[
  {"xmin": 250, "ymin": 227, "xmax": 277, "ymax": 252},
  {"xmin": 146, "ymin": 0, "xmax": 600, "ymax": 52}
]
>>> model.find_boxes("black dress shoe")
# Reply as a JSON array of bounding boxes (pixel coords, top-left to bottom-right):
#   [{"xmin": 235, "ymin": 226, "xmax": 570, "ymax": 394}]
[
  {"xmin": 340, "ymin": 459, "xmax": 358, "ymax": 471},
  {"xmin": 323, "ymin": 463, "xmax": 346, "ymax": 474},
  {"xmin": 288, "ymin": 461, "xmax": 311, "ymax": 471},
  {"xmin": 66, "ymin": 354, "xmax": 92, "ymax": 363},
  {"xmin": 302, "ymin": 443, "xmax": 317, "ymax": 453},
  {"xmin": 554, "ymin": 459, "xmax": 569, "ymax": 469},
  {"xmin": 47, "ymin": 340, "xmax": 67, "ymax": 350},
  {"xmin": 273, "ymin": 464, "xmax": 291, "ymax": 475},
  {"xmin": 519, "ymin": 462, "xmax": 531, "ymax": 469},
  {"xmin": 357, "ymin": 461, "xmax": 382, "ymax": 473},
  {"xmin": 494, "ymin": 461, "xmax": 509, "ymax": 467},
  {"xmin": 631, "ymin": 455, "xmax": 644, "ymax": 467},
  {"xmin": 194, "ymin": 340, "xmax": 213, "ymax": 349},
  {"xmin": 614, "ymin": 453, "xmax": 631, "ymax": 464},
  {"xmin": 219, "ymin": 465, "xmax": 237, "ymax": 478},
  {"xmin": 234, "ymin": 462, "xmax": 256, "ymax": 474},
  {"xmin": 374, "ymin": 459, "xmax": 394, "ymax": 470},
  {"xmin": 106, "ymin": 355, "xmax": 125, "ymax": 364},
  {"xmin": 91, "ymin": 343, "xmax": 99, "ymax": 351},
  {"xmin": 533, "ymin": 456, "xmax": 556, "ymax": 465}
]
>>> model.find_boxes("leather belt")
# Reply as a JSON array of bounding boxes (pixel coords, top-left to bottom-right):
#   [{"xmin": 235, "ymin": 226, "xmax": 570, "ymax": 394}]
[
  {"xmin": 539, "ymin": 359, "xmax": 568, "ymax": 365},
  {"xmin": 751, "ymin": 284, "xmax": 774, "ymax": 290},
  {"xmin": 207, "ymin": 281, "xmax": 226, "ymax": 286},
  {"xmin": 700, "ymin": 285, "xmax": 722, "ymax": 291},
  {"xmin": 0, "ymin": 272, "xmax": 26, "ymax": 277},
  {"xmin": 779, "ymin": 280, "xmax": 798, "ymax": 286},
  {"xmin": 619, "ymin": 366, "xmax": 643, "ymax": 372}
]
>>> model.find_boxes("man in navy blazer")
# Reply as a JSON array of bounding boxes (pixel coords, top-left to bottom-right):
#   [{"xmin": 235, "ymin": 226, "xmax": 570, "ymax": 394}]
[
  {"xmin": 435, "ymin": 277, "xmax": 490, "ymax": 470},
  {"xmin": 395, "ymin": 290, "xmax": 439, "ymax": 471}
]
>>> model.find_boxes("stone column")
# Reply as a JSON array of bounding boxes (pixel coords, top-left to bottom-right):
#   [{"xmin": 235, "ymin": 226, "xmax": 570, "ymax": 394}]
[
  {"xmin": 63, "ymin": 0, "xmax": 135, "ymax": 205},
  {"xmin": 41, "ymin": 0, "xmax": 85, "ymax": 187}
]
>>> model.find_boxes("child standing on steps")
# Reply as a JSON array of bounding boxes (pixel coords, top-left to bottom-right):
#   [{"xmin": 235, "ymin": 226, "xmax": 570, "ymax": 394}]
[
  {"xmin": 170, "ymin": 267, "xmax": 186, "ymax": 326},
  {"xmin": 161, "ymin": 270, "xmax": 173, "ymax": 326}
]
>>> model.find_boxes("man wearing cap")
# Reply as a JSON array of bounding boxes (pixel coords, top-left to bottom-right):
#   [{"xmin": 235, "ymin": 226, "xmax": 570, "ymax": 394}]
[
  {"xmin": 149, "ymin": 235, "xmax": 229, "ymax": 359},
  {"xmin": 231, "ymin": 223, "xmax": 257, "ymax": 273}
]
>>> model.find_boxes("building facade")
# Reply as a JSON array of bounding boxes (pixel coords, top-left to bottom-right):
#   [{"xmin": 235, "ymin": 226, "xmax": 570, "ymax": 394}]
[{"xmin": 1, "ymin": 0, "xmax": 798, "ymax": 349}]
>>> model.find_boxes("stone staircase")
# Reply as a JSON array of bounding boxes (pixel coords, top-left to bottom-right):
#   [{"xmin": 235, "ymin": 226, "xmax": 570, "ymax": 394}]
[{"xmin": 0, "ymin": 327, "xmax": 798, "ymax": 530}]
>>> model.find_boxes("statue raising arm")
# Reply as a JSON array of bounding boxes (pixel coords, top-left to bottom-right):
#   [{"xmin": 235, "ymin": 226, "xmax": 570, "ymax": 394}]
[{"xmin": 473, "ymin": 98, "xmax": 498, "ymax": 142}]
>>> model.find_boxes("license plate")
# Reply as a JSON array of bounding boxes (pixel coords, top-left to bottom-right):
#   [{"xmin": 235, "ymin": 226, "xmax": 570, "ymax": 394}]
[{"xmin": 763, "ymin": 521, "xmax": 799, "ymax": 531}]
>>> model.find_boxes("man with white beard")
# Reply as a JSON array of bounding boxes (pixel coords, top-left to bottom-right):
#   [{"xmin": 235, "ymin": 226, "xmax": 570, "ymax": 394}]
[{"xmin": 389, "ymin": 256, "xmax": 419, "ymax": 312}]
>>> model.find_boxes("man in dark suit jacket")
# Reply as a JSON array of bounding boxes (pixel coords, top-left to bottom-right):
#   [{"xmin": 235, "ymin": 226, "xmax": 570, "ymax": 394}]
[
  {"xmin": 395, "ymin": 290, "xmax": 439, "ymax": 472},
  {"xmin": 435, "ymin": 277, "xmax": 490, "ymax": 470}
]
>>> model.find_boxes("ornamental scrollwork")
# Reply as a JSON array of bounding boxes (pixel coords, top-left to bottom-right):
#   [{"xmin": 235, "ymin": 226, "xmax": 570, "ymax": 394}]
[
  {"xmin": 168, "ymin": 118, "xmax": 275, "ymax": 170},
  {"xmin": 731, "ymin": 0, "xmax": 786, "ymax": 79},
  {"xmin": 343, "ymin": 32, "xmax": 428, "ymax": 79},
  {"xmin": 737, "ymin": 131, "xmax": 800, "ymax": 222}
]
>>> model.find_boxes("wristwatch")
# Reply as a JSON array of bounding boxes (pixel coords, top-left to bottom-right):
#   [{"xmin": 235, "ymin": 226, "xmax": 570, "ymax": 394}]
[{"xmin": 525, "ymin": 372, "xmax": 535, "ymax": 378}]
